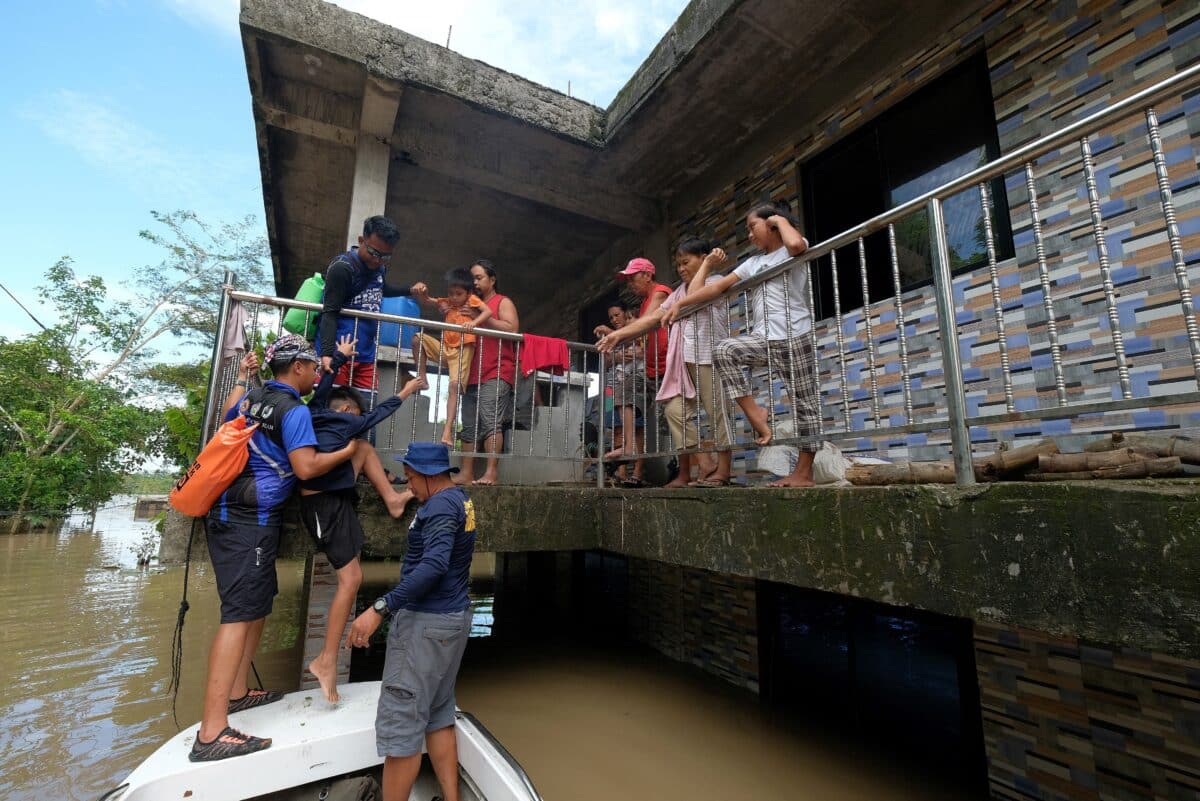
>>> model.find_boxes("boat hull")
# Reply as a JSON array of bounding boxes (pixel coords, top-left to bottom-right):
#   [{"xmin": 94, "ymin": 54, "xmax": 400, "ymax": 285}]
[{"xmin": 106, "ymin": 682, "xmax": 539, "ymax": 801}]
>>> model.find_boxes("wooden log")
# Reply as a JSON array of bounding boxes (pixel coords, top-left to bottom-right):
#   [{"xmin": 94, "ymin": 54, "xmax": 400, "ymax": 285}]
[
  {"xmin": 973, "ymin": 438, "xmax": 1059, "ymax": 479},
  {"xmin": 1026, "ymin": 457, "xmax": 1183, "ymax": 481},
  {"xmin": 845, "ymin": 461, "xmax": 956, "ymax": 485},
  {"xmin": 1037, "ymin": 449, "xmax": 1151, "ymax": 473},
  {"xmin": 1083, "ymin": 432, "xmax": 1200, "ymax": 464}
]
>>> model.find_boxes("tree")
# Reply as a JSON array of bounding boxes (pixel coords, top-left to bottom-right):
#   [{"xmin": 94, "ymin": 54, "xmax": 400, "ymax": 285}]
[
  {"xmin": 0, "ymin": 211, "xmax": 270, "ymax": 531},
  {"xmin": 142, "ymin": 361, "xmax": 209, "ymax": 471}
]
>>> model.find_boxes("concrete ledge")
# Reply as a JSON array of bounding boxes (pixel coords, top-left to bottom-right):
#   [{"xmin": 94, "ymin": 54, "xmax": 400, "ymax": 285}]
[
  {"xmin": 240, "ymin": 0, "xmax": 605, "ymax": 144},
  {"xmin": 161, "ymin": 480, "xmax": 1200, "ymax": 660}
]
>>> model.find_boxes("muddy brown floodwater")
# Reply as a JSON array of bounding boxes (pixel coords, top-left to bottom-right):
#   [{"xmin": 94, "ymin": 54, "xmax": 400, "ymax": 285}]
[{"xmin": 1, "ymin": 499, "xmax": 962, "ymax": 801}]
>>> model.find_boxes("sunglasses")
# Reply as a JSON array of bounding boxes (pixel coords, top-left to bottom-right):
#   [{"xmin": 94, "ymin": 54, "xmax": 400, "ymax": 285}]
[{"xmin": 363, "ymin": 243, "xmax": 393, "ymax": 262}]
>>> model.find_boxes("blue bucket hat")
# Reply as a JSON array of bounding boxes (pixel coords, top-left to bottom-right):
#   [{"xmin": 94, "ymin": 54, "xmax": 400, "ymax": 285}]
[{"xmin": 395, "ymin": 442, "xmax": 459, "ymax": 476}]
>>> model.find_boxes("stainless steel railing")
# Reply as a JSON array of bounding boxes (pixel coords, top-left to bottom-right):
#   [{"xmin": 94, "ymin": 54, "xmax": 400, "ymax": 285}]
[
  {"xmin": 202, "ymin": 288, "xmax": 612, "ymax": 486},
  {"xmin": 662, "ymin": 60, "xmax": 1200, "ymax": 484}
]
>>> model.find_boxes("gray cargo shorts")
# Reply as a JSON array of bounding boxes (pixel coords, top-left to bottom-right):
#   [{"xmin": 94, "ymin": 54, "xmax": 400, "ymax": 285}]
[{"xmin": 376, "ymin": 607, "xmax": 472, "ymax": 758}]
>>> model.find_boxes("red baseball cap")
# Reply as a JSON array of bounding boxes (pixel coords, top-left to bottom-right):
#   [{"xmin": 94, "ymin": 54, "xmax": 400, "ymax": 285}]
[{"xmin": 616, "ymin": 257, "xmax": 655, "ymax": 278}]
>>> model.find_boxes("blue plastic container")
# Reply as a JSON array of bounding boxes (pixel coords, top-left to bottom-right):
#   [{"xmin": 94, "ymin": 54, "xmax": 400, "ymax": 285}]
[{"xmin": 379, "ymin": 296, "xmax": 422, "ymax": 348}]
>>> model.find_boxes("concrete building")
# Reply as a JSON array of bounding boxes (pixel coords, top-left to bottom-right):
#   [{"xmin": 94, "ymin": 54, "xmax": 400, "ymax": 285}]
[{"xmin": 212, "ymin": 0, "xmax": 1200, "ymax": 798}]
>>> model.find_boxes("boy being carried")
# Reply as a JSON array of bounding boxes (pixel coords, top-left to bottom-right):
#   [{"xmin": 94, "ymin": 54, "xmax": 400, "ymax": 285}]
[
  {"xmin": 412, "ymin": 267, "xmax": 493, "ymax": 448},
  {"xmin": 300, "ymin": 334, "xmax": 427, "ymax": 702}
]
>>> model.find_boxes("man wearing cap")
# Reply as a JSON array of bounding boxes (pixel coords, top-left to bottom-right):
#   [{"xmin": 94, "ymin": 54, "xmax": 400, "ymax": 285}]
[
  {"xmin": 190, "ymin": 335, "xmax": 362, "ymax": 762},
  {"xmin": 346, "ymin": 442, "xmax": 476, "ymax": 801},
  {"xmin": 592, "ymin": 258, "xmax": 671, "ymax": 486}
]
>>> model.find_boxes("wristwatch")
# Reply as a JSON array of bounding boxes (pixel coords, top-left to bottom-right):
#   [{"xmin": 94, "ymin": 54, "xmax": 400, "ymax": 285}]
[{"xmin": 372, "ymin": 597, "xmax": 390, "ymax": 617}]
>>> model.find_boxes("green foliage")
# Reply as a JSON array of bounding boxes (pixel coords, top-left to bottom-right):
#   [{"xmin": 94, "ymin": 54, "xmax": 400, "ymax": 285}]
[
  {"xmin": 121, "ymin": 472, "xmax": 176, "ymax": 495},
  {"xmin": 141, "ymin": 361, "xmax": 208, "ymax": 470},
  {"xmin": 0, "ymin": 211, "xmax": 270, "ymax": 530}
]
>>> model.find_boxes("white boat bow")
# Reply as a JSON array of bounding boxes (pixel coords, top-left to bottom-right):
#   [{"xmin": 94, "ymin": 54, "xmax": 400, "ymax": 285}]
[{"xmin": 102, "ymin": 682, "xmax": 540, "ymax": 801}]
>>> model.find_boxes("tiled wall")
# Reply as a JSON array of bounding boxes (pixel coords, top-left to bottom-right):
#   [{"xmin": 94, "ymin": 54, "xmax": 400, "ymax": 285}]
[
  {"xmin": 975, "ymin": 621, "xmax": 1200, "ymax": 800},
  {"xmin": 672, "ymin": 0, "xmax": 1200, "ymax": 462},
  {"xmin": 626, "ymin": 558, "xmax": 760, "ymax": 693}
]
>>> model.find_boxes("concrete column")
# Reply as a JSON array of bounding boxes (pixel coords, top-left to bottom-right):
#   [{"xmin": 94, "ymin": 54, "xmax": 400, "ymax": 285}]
[
  {"xmin": 345, "ymin": 78, "xmax": 402, "ymax": 247},
  {"xmin": 299, "ymin": 552, "xmax": 351, "ymax": 690}
]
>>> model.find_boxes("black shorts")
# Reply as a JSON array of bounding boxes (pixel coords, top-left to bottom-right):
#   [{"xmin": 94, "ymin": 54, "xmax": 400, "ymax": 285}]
[
  {"xmin": 205, "ymin": 519, "xmax": 279, "ymax": 624},
  {"xmin": 298, "ymin": 489, "xmax": 364, "ymax": 570}
]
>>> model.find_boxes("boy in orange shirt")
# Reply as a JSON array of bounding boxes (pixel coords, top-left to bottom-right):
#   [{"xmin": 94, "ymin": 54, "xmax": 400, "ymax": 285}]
[{"xmin": 412, "ymin": 267, "xmax": 493, "ymax": 447}]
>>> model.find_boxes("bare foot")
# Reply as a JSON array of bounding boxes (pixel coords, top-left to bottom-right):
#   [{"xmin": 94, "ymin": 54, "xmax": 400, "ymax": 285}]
[
  {"xmin": 745, "ymin": 405, "xmax": 773, "ymax": 446},
  {"xmin": 604, "ymin": 446, "xmax": 633, "ymax": 460},
  {"xmin": 452, "ymin": 475, "xmax": 471, "ymax": 486},
  {"xmin": 384, "ymin": 489, "xmax": 414, "ymax": 518},
  {"xmin": 766, "ymin": 476, "xmax": 815, "ymax": 488},
  {"xmin": 473, "ymin": 474, "xmax": 497, "ymax": 486},
  {"xmin": 663, "ymin": 478, "xmax": 690, "ymax": 488},
  {"xmin": 307, "ymin": 655, "xmax": 339, "ymax": 703}
]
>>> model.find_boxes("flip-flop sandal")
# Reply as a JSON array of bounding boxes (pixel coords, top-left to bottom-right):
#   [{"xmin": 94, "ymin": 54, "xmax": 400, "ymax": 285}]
[
  {"xmin": 189, "ymin": 727, "xmax": 272, "ymax": 762},
  {"xmin": 228, "ymin": 688, "xmax": 284, "ymax": 714},
  {"xmin": 694, "ymin": 477, "xmax": 734, "ymax": 488}
]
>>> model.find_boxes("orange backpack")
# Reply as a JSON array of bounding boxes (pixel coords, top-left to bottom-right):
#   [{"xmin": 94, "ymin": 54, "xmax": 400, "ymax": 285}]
[{"xmin": 169, "ymin": 416, "xmax": 259, "ymax": 518}]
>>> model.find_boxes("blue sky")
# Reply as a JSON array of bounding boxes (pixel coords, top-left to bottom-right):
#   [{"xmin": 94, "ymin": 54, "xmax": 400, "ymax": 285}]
[{"xmin": 0, "ymin": 0, "xmax": 686, "ymax": 348}]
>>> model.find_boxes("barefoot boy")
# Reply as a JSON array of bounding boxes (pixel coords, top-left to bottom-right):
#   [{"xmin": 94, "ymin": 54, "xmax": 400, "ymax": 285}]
[
  {"xmin": 300, "ymin": 334, "xmax": 427, "ymax": 701},
  {"xmin": 412, "ymin": 267, "xmax": 492, "ymax": 448}
]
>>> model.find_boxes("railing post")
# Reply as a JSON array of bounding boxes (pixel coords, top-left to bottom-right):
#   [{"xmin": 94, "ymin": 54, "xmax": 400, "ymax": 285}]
[
  {"xmin": 926, "ymin": 200, "xmax": 975, "ymax": 485},
  {"xmin": 200, "ymin": 270, "xmax": 237, "ymax": 449},
  {"xmin": 596, "ymin": 350, "xmax": 606, "ymax": 489}
]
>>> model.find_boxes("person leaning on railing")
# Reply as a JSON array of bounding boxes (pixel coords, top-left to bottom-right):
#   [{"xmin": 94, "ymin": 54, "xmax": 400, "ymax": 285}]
[
  {"xmin": 592, "ymin": 258, "xmax": 671, "ymax": 488},
  {"xmin": 666, "ymin": 202, "xmax": 819, "ymax": 488},
  {"xmin": 598, "ymin": 239, "xmax": 733, "ymax": 487}
]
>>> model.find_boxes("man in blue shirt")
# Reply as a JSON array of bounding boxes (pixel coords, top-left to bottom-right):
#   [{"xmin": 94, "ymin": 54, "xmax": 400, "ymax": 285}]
[
  {"xmin": 347, "ymin": 442, "xmax": 476, "ymax": 801},
  {"xmin": 191, "ymin": 335, "xmax": 361, "ymax": 763}
]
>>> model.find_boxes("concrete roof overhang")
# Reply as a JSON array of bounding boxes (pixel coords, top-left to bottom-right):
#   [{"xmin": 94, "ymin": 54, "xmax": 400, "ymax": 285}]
[{"xmin": 241, "ymin": 0, "xmax": 983, "ymax": 304}]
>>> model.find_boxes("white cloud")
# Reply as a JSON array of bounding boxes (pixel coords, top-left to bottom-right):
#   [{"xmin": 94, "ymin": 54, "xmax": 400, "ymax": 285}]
[
  {"xmin": 19, "ymin": 90, "xmax": 254, "ymax": 213},
  {"xmin": 162, "ymin": 0, "xmax": 240, "ymax": 37},
  {"xmin": 160, "ymin": 0, "xmax": 686, "ymax": 106}
]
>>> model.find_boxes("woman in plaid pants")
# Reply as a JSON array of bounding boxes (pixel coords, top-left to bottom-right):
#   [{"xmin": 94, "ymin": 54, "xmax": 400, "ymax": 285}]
[{"xmin": 665, "ymin": 202, "xmax": 819, "ymax": 487}]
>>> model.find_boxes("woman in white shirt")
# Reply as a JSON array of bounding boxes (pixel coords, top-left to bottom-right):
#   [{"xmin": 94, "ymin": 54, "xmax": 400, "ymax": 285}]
[{"xmin": 667, "ymin": 202, "xmax": 819, "ymax": 487}]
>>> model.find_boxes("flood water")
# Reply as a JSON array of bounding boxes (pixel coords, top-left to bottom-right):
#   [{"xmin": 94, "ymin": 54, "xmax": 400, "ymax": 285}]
[{"xmin": 0, "ymin": 498, "xmax": 963, "ymax": 801}]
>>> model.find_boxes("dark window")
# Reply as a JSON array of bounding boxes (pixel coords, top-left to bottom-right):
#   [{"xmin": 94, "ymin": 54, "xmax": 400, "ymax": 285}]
[
  {"xmin": 802, "ymin": 52, "xmax": 1013, "ymax": 319},
  {"xmin": 757, "ymin": 582, "xmax": 988, "ymax": 795}
]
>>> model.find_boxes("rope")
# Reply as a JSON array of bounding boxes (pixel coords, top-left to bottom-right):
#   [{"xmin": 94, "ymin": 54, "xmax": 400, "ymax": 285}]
[{"xmin": 168, "ymin": 517, "xmax": 198, "ymax": 729}]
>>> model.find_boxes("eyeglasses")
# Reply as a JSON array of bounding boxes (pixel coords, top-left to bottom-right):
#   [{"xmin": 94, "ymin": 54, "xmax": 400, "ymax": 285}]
[{"xmin": 363, "ymin": 244, "xmax": 393, "ymax": 262}]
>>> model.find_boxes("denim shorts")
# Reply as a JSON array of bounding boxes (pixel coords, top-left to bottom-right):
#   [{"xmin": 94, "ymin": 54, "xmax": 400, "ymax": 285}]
[{"xmin": 376, "ymin": 608, "xmax": 471, "ymax": 757}]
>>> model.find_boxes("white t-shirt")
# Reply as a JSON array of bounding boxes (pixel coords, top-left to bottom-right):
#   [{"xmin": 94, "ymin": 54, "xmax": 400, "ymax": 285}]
[{"xmin": 731, "ymin": 245, "xmax": 812, "ymax": 340}]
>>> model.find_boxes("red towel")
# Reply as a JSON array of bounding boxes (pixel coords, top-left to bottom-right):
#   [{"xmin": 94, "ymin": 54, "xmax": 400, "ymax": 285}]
[{"xmin": 520, "ymin": 334, "xmax": 570, "ymax": 377}]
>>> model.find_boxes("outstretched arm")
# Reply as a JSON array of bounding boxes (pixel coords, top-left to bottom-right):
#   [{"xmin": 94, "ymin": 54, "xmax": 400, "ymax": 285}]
[
  {"xmin": 310, "ymin": 338, "xmax": 354, "ymax": 410},
  {"xmin": 596, "ymin": 307, "xmax": 667, "ymax": 352}
]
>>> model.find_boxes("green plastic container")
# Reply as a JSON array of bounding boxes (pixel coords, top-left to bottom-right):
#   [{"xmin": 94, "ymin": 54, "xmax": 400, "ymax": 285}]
[{"xmin": 281, "ymin": 272, "xmax": 324, "ymax": 339}]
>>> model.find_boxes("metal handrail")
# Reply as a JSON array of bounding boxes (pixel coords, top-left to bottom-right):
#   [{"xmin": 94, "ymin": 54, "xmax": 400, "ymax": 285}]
[
  {"xmin": 227, "ymin": 289, "xmax": 599, "ymax": 351},
  {"xmin": 674, "ymin": 60, "xmax": 1200, "ymax": 319}
]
